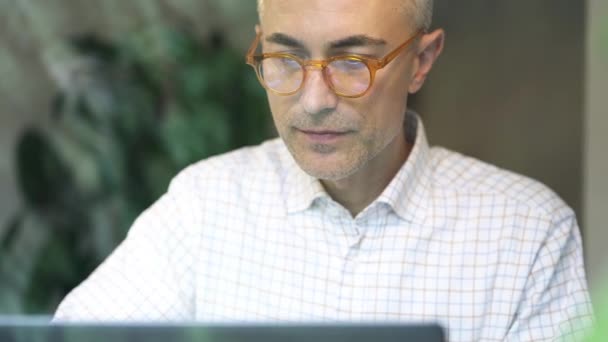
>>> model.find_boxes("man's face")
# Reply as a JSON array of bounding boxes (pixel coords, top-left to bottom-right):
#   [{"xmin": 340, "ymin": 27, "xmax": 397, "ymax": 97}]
[{"xmin": 260, "ymin": 0, "xmax": 419, "ymax": 181}]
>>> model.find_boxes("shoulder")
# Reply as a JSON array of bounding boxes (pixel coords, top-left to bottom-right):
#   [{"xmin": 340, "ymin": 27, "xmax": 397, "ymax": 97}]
[
  {"xmin": 166, "ymin": 137, "xmax": 290, "ymax": 200},
  {"xmin": 429, "ymin": 146, "xmax": 574, "ymax": 222}
]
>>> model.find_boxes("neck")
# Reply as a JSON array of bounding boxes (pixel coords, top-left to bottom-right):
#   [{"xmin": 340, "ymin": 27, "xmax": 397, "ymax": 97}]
[{"xmin": 321, "ymin": 131, "xmax": 411, "ymax": 218}]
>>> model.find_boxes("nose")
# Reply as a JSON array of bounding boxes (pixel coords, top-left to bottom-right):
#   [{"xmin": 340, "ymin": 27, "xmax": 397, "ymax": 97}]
[{"xmin": 299, "ymin": 67, "xmax": 339, "ymax": 116}]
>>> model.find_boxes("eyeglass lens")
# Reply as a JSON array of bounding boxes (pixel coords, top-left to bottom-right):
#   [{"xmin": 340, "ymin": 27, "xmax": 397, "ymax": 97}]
[{"xmin": 259, "ymin": 56, "xmax": 371, "ymax": 96}]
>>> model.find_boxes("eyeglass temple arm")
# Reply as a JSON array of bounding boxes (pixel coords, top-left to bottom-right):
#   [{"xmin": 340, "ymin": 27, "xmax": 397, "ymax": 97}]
[
  {"xmin": 379, "ymin": 30, "xmax": 424, "ymax": 67},
  {"xmin": 246, "ymin": 32, "xmax": 262, "ymax": 65}
]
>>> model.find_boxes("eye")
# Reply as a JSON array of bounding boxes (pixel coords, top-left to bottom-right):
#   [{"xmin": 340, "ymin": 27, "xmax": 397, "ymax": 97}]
[
  {"xmin": 280, "ymin": 57, "xmax": 300, "ymax": 68},
  {"xmin": 330, "ymin": 58, "xmax": 367, "ymax": 72}
]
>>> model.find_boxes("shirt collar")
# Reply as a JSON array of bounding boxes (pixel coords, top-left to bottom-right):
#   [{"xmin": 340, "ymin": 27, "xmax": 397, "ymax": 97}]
[
  {"xmin": 285, "ymin": 151, "xmax": 327, "ymax": 214},
  {"xmin": 376, "ymin": 110, "xmax": 432, "ymax": 223},
  {"xmin": 284, "ymin": 110, "xmax": 432, "ymax": 222}
]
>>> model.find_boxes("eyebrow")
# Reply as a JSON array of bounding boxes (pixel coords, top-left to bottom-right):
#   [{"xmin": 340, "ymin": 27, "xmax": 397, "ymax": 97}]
[
  {"xmin": 328, "ymin": 35, "xmax": 387, "ymax": 50},
  {"xmin": 265, "ymin": 33, "xmax": 305, "ymax": 48},
  {"xmin": 265, "ymin": 33, "xmax": 387, "ymax": 51}
]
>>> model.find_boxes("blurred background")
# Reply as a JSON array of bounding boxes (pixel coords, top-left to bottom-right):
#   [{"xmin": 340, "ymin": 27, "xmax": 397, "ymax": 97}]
[{"xmin": 0, "ymin": 0, "xmax": 606, "ymax": 316}]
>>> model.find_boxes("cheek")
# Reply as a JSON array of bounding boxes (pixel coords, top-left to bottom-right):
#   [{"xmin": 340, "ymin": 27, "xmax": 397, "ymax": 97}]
[
  {"xmin": 373, "ymin": 59, "xmax": 413, "ymax": 102},
  {"xmin": 267, "ymin": 95, "xmax": 290, "ymax": 128},
  {"xmin": 359, "ymin": 72, "xmax": 409, "ymax": 128},
  {"xmin": 353, "ymin": 70, "xmax": 409, "ymax": 149}
]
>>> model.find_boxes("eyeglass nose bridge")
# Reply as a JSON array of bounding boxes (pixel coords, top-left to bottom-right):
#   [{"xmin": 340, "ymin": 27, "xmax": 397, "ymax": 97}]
[
  {"xmin": 297, "ymin": 60, "xmax": 334, "ymax": 92},
  {"xmin": 300, "ymin": 60, "xmax": 329, "ymax": 69}
]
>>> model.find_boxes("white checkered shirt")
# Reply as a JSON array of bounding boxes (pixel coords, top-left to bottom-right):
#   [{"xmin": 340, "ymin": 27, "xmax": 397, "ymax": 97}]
[{"xmin": 54, "ymin": 112, "xmax": 592, "ymax": 341}]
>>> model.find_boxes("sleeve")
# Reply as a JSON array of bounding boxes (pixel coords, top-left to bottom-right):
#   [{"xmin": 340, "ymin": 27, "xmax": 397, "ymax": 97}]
[
  {"xmin": 504, "ymin": 212, "xmax": 594, "ymax": 341},
  {"xmin": 52, "ymin": 171, "xmax": 199, "ymax": 322}
]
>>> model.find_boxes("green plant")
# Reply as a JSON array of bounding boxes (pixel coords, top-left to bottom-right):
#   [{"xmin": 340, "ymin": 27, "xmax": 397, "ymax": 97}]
[{"xmin": 0, "ymin": 26, "xmax": 272, "ymax": 314}]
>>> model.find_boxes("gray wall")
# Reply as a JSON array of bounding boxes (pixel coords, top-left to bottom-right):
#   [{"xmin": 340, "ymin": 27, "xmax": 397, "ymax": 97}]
[
  {"xmin": 584, "ymin": 0, "xmax": 608, "ymax": 295},
  {"xmin": 419, "ymin": 1, "xmax": 584, "ymax": 219}
]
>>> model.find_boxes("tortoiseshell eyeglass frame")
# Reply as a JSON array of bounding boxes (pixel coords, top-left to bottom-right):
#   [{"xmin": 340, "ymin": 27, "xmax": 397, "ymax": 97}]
[{"xmin": 245, "ymin": 29, "xmax": 424, "ymax": 98}]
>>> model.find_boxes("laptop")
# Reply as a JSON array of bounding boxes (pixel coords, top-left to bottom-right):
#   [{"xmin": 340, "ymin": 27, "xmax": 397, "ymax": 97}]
[{"xmin": 0, "ymin": 317, "xmax": 446, "ymax": 342}]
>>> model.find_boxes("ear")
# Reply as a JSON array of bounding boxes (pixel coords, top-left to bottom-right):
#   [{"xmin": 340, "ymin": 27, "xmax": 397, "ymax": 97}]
[{"xmin": 408, "ymin": 29, "xmax": 445, "ymax": 94}]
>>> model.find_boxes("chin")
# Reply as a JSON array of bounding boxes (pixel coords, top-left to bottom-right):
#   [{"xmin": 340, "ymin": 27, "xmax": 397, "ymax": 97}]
[
  {"xmin": 284, "ymin": 138, "xmax": 366, "ymax": 181},
  {"xmin": 295, "ymin": 157, "xmax": 359, "ymax": 181}
]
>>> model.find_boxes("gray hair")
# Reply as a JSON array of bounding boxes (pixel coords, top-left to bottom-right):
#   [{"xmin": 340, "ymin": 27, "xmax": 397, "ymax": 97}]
[{"xmin": 257, "ymin": 0, "xmax": 433, "ymax": 31}]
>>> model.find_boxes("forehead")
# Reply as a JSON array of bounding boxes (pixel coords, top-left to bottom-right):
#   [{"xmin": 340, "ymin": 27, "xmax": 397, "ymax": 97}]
[{"xmin": 261, "ymin": 0, "xmax": 411, "ymax": 39}]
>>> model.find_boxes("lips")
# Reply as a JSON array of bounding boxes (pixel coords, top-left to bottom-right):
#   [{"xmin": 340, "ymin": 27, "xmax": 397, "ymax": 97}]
[
  {"xmin": 297, "ymin": 128, "xmax": 352, "ymax": 144},
  {"xmin": 300, "ymin": 129, "xmax": 348, "ymax": 135}
]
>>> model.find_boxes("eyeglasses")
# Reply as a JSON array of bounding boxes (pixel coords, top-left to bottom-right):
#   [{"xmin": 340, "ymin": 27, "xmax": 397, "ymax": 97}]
[{"xmin": 246, "ymin": 30, "xmax": 423, "ymax": 98}]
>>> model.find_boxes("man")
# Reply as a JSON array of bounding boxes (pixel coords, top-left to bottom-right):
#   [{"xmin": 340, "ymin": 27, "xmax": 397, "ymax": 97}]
[{"xmin": 54, "ymin": 0, "xmax": 593, "ymax": 340}]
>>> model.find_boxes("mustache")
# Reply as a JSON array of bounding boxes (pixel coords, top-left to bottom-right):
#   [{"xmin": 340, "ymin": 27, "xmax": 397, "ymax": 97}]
[{"xmin": 286, "ymin": 111, "xmax": 358, "ymax": 132}]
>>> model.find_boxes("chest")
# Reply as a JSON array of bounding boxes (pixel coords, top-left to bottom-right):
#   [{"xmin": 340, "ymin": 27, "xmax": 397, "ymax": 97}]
[{"xmin": 193, "ymin": 215, "xmax": 523, "ymax": 339}]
